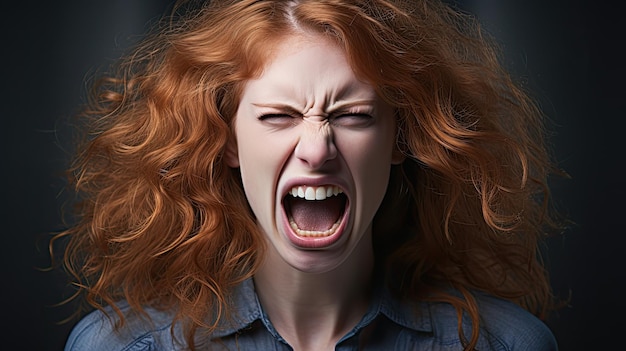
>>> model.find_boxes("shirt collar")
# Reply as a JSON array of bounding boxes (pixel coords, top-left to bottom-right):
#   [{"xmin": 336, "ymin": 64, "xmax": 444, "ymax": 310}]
[
  {"xmin": 210, "ymin": 278, "xmax": 262, "ymax": 338},
  {"xmin": 210, "ymin": 277, "xmax": 433, "ymax": 339},
  {"xmin": 376, "ymin": 283, "xmax": 433, "ymax": 333}
]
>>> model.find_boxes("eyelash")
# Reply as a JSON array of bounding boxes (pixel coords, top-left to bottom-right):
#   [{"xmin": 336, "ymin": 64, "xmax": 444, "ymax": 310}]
[
  {"xmin": 258, "ymin": 113, "xmax": 294, "ymax": 120},
  {"xmin": 334, "ymin": 113, "xmax": 371, "ymax": 119},
  {"xmin": 258, "ymin": 113, "xmax": 372, "ymax": 120}
]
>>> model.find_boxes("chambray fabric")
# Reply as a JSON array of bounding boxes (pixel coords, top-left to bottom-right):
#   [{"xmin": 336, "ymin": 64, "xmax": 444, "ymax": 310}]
[{"xmin": 64, "ymin": 278, "xmax": 558, "ymax": 351}]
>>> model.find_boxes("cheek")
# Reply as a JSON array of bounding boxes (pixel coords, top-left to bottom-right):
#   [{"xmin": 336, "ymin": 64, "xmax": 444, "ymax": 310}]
[
  {"xmin": 238, "ymin": 147, "xmax": 271, "ymax": 207},
  {"xmin": 337, "ymin": 129, "xmax": 395, "ymax": 200},
  {"xmin": 235, "ymin": 127, "xmax": 294, "ymax": 215},
  {"xmin": 339, "ymin": 128, "xmax": 395, "ymax": 176}
]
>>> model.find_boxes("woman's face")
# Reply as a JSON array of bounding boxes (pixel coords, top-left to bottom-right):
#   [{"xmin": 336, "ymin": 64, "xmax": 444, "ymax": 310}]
[{"xmin": 227, "ymin": 34, "xmax": 402, "ymax": 273}]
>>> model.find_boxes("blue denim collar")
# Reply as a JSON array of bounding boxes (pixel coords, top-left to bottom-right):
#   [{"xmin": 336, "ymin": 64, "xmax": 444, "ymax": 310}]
[{"xmin": 210, "ymin": 277, "xmax": 433, "ymax": 340}]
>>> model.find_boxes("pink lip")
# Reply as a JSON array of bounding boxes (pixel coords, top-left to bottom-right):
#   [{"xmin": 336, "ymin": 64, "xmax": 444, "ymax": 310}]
[{"xmin": 279, "ymin": 176, "xmax": 350, "ymax": 249}]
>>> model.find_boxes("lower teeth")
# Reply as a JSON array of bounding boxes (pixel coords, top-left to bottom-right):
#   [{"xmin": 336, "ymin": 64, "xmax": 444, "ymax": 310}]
[{"xmin": 289, "ymin": 218, "xmax": 341, "ymax": 237}]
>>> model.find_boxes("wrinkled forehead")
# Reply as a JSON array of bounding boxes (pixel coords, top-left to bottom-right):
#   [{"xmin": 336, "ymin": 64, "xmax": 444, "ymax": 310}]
[{"xmin": 240, "ymin": 34, "xmax": 377, "ymax": 110}]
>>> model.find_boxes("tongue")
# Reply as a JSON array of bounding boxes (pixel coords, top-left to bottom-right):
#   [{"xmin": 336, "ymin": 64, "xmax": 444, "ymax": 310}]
[{"xmin": 288, "ymin": 195, "xmax": 345, "ymax": 232}]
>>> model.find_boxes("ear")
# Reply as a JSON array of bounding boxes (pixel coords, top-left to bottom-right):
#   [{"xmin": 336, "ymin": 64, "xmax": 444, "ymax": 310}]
[
  {"xmin": 391, "ymin": 146, "xmax": 406, "ymax": 165},
  {"xmin": 224, "ymin": 135, "xmax": 240, "ymax": 168}
]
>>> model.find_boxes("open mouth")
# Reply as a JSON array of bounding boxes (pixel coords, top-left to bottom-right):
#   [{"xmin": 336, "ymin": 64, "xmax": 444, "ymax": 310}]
[{"xmin": 283, "ymin": 185, "xmax": 348, "ymax": 237}]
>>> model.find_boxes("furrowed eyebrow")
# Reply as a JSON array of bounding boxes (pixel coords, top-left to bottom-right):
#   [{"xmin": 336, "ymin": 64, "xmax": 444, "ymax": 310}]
[
  {"xmin": 251, "ymin": 100, "xmax": 377, "ymax": 113},
  {"xmin": 327, "ymin": 100, "xmax": 377, "ymax": 112},
  {"xmin": 251, "ymin": 103, "xmax": 302, "ymax": 114}
]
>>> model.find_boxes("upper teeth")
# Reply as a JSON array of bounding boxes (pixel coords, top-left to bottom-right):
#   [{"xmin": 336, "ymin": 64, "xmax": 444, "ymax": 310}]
[{"xmin": 289, "ymin": 185, "xmax": 342, "ymax": 200}]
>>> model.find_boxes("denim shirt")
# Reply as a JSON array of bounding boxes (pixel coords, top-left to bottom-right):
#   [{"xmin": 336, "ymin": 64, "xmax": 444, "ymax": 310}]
[{"xmin": 64, "ymin": 278, "xmax": 557, "ymax": 350}]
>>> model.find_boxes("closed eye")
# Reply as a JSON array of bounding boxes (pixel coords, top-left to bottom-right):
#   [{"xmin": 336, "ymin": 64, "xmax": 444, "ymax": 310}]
[
  {"xmin": 331, "ymin": 113, "xmax": 374, "ymax": 127},
  {"xmin": 258, "ymin": 113, "xmax": 298, "ymax": 127}
]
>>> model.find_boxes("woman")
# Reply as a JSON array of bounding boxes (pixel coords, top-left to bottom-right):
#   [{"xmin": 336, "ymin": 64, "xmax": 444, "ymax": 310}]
[{"xmin": 58, "ymin": 0, "xmax": 564, "ymax": 350}]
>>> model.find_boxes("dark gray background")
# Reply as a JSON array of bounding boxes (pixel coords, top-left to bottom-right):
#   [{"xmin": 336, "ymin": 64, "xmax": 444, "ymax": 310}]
[{"xmin": 4, "ymin": 1, "xmax": 623, "ymax": 350}]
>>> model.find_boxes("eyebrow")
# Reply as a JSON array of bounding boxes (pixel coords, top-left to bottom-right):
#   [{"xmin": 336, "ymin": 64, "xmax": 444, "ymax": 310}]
[{"xmin": 251, "ymin": 100, "xmax": 377, "ymax": 113}]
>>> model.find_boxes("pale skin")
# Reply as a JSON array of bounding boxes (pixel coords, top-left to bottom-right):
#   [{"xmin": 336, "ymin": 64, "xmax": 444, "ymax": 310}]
[{"xmin": 226, "ymin": 33, "xmax": 403, "ymax": 350}]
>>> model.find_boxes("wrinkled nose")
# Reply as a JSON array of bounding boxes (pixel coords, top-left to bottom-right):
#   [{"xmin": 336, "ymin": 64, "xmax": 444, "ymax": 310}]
[{"xmin": 294, "ymin": 119, "xmax": 337, "ymax": 169}]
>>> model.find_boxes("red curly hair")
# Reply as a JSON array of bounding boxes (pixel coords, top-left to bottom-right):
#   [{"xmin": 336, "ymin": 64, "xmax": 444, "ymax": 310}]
[{"xmin": 53, "ymin": 0, "xmax": 565, "ymax": 349}]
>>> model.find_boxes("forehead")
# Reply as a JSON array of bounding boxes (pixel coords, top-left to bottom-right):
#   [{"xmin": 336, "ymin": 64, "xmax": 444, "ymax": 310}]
[{"xmin": 241, "ymin": 34, "xmax": 376, "ymax": 106}]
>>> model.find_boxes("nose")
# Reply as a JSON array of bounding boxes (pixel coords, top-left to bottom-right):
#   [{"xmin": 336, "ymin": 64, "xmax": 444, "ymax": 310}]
[{"xmin": 294, "ymin": 119, "xmax": 338, "ymax": 169}]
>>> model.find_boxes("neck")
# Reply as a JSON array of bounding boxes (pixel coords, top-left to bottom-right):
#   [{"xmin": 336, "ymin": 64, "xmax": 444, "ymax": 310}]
[{"xmin": 253, "ymin": 232, "xmax": 374, "ymax": 351}]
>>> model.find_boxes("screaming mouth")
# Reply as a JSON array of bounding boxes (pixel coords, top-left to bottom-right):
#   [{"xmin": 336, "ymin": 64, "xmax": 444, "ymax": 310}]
[{"xmin": 284, "ymin": 185, "xmax": 347, "ymax": 237}]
